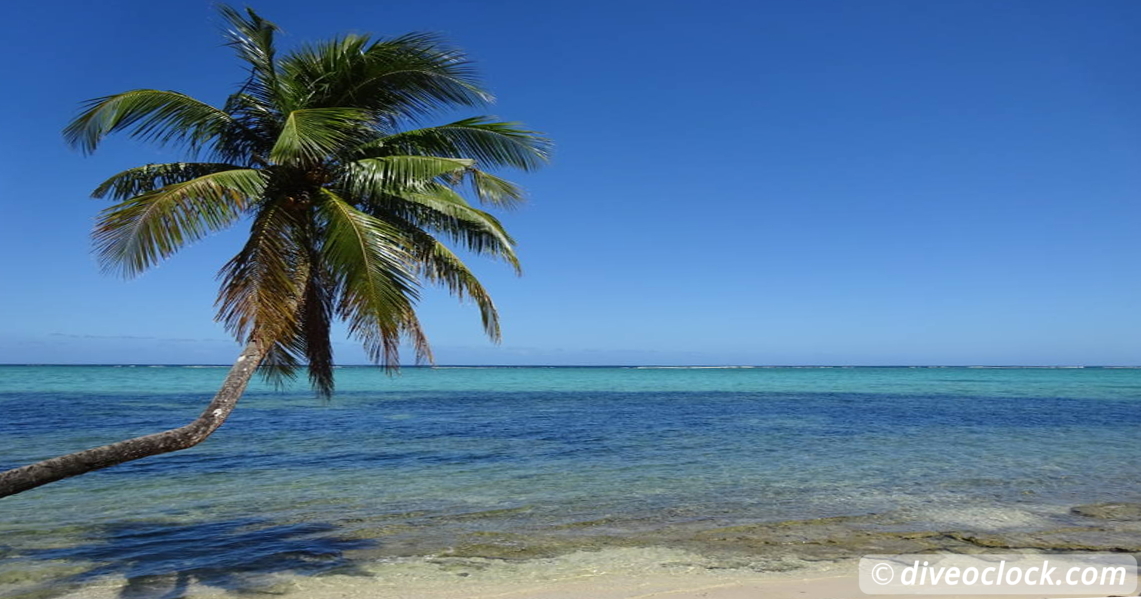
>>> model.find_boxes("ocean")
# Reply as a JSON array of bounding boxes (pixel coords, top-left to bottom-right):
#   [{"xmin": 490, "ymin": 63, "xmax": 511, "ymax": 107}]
[{"xmin": 2, "ymin": 365, "xmax": 1140, "ymax": 597}]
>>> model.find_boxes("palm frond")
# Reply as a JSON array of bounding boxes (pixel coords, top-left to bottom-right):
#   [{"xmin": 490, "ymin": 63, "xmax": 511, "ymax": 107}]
[
  {"xmin": 275, "ymin": 34, "xmax": 372, "ymax": 111},
  {"xmin": 258, "ymin": 339, "xmax": 304, "ymax": 389},
  {"xmin": 317, "ymin": 189, "xmax": 428, "ymax": 368},
  {"xmin": 415, "ymin": 236, "xmax": 501, "ymax": 341},
  {"xmin": 218, "ymin": 93, "xmax": 279, "ymax": 165},
  {"xmin": 216, "ymin": 202, "xmax": 307, "ymax": 350},
  {"xmin": 277, "ymin": 32, "xmax": 490, "ymax": 121},
  {"xmin": 466, "ymin": 168, "xmax": 527, "ymax": 209},
  {"xmin": 341, "ymin": 155, "xmax": 474, "ymax": 199},
  {"xmin": 95, "ymin": 169, "xmax": 266, "ymax": 277},
  {"xmin": 362, "ymin": 33, "xmax": 491, "ymax": 114},
  {"xmin": 361, "ymin": 184, "xmax": 520, "ymax": 273},
  {"xmin": 93, "ymin": 162, "xmax": 246, "ymax": 201},
  {"xmin": 299, "ymin": 261, "xmax": 337, "ymax": 396},
  {"xmin": 219, "ymin": 6, "xmax": 281, "ymax": 106},
  {"xmin": 365, "ymin": 117, "xmax": 550, "ymax": 172},
  {"xmin": 270, "ymin": 107, "xmax": 374, "ymax": 165},
  {"xmin": 63, "ymin": 90, "xmax": 233, "ymax": 155}
]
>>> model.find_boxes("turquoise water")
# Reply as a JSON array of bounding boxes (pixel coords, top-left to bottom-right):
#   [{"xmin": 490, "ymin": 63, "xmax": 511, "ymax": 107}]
[{"xmin": 2, "ymin": 366, "xmax": 1141, "ymax": 594}]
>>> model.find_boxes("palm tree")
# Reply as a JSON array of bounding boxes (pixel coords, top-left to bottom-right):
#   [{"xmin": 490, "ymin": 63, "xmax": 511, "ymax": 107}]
[{"xmin": 0, "ymin": 7, "xmax": 548, "ymax": 498}]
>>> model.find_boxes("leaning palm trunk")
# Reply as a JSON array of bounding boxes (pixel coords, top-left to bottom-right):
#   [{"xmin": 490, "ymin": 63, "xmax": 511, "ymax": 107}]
[{"xmin": 0, "ymin": 343, "xmax": 265, "ymax": 498}]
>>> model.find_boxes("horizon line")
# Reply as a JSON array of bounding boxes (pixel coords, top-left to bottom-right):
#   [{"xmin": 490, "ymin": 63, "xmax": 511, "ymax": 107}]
[{"xmin": 1, "ymin": 363, "xmax": 1139, "ymax": 369}]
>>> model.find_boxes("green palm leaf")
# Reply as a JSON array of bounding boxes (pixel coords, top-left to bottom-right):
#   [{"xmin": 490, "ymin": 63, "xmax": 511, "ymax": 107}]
[
  {"xmin": 269, "ymin": 107, "xmax": 374, "ymax": 165},
  {"xmin": 370, "ymin": 117, "xmax": 551, "ymax": 172},
  {"xmin": 341, "ymin": 155, "xmax": 473, "ymax": 199},
  {"xmin": 378, "ymin": 184, "xmax": 521, "ymax": 272},
  {"xmin": 467, "ymin": 168, "xmax": 527, "ymax": 208},
  {"xmin": 317, "ymin": 189, "xmax": 428, "ymax": 368},
  {"xmin": 93, "ymin": 162, "xmax": 246, "ymax": 201},
  {"xmin": 297, "ymin": 263, "xmax": 337, "ymax": 396},
  {"xmin": 277, "ymin": 32, "xmax": 489, "ymax": 119},
  {"xmin": 63, "ymin": 90, "xmax": 234, "ymax": 155},
  {"xmin": 220, "ymin": 6, "xmax": 281, "ymax": 108},
  {"xmin": 95, "ymin": 169, "xmax": 266, "ymax": 277},
  {"xmin": 360, "ymin": 33, "xmax": 491, "ymax": 113},
  {"xmin": 417, "ymin": 237, "xmax": 502, "ymax": 341}
]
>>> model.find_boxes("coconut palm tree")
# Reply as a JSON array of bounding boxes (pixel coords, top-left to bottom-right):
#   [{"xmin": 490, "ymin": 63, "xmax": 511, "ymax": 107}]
[{"xmin": 0, "ymin": 6, "xmax": 548, "ymax": 498}]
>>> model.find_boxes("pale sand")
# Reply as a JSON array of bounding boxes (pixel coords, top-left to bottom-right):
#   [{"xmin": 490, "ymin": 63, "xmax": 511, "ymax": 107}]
[{"xmin": 52, "ymin": 547, "xmax": 1134, "ymax": 599}]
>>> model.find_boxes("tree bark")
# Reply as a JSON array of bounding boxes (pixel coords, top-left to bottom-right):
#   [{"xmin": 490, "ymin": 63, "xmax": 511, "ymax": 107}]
[{"xmin": 0, "ymin": 342, "xmax": 266, "ymax": 499}]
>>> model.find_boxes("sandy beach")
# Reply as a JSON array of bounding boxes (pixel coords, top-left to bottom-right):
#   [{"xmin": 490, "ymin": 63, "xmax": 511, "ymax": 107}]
[{"xmin": 50, "ymin": 548, "xmax": 1137, "ymax": 599}]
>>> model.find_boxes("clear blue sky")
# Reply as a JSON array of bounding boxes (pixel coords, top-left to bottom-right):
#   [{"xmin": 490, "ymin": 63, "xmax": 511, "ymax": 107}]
[{"xmin": 2, "ymin": 0, "xmax": 1139, "ymax": 366}]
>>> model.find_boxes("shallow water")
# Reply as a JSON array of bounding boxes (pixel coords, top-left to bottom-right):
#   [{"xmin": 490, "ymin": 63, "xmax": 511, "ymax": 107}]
[{"xmin": 2, "ymin": 366, "xmax": 1140, "ymax": 596}]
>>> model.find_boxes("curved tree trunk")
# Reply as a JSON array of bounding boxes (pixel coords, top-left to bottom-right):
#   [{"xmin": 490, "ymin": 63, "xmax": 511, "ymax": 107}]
[{"xmin": 0, "ymin": 342, "xmax": 266, "ymax": 499}]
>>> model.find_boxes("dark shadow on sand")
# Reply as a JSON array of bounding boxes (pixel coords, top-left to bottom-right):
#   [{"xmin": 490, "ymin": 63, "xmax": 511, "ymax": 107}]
[{"xmin": 15, "ymin": 517, "xmax": 376, "ymax": 599}]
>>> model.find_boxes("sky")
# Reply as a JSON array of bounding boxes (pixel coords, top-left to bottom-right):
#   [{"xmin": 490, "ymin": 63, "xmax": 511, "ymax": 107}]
[{"xmin": 1, "ymin": 0, "xmax": 1140, "ymax": 366}]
